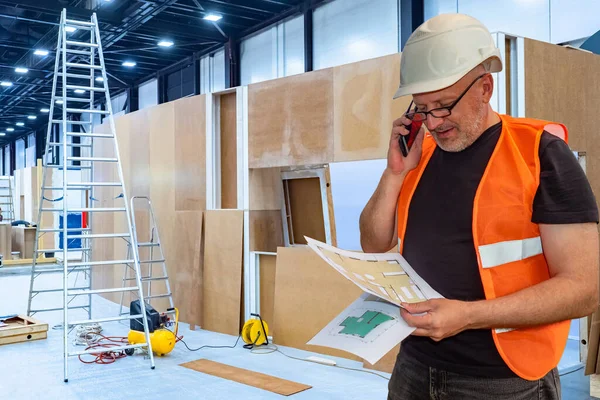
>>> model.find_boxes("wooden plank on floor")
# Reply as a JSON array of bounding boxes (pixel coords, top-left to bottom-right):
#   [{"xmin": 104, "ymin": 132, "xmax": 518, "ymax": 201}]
[{"xmin": 180, "ymin": 358, "xmax": 312, "ymax": 396}]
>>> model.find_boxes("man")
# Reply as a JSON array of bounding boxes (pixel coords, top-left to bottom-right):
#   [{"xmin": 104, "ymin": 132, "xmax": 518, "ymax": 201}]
[{"xmin": 359, "ymin": 13, "xmax": 599, "ymax": 400}]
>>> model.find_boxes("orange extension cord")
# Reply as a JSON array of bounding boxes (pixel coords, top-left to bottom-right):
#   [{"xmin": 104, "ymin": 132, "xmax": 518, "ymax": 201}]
[{"xmin": 78, "ymin": 334, "xmax": 129, "ymax": 365}]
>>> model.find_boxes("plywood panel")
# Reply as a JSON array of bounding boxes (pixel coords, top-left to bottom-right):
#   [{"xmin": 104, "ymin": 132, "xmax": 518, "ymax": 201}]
[
  {"xmin": 175, "ymin": 95, "xmax": 206, "ymax": 211},
  {"xmin": 524, "ymin": 39, "xmax": 600, "ymax": 214},
  {"xmin": 259, "ymin": 254, "xmax": 277, "ymax": 334},
  {"xmin": 249, "ymin": 210, "xmax": 283, "ymax": 252},
  {"xmin": 285, "ymin": 178, "xmax": 325, "ymax": 245},
  {"xmin": 249, "ymin": 168, "xmax": 283, "ymax": 211},
  {"xmin": 248, "ymin": 68, "xmax": 334, "ymax": 168},
  {"xmin": 220, "ymin": 93, "xmax": 237, "ymax": 209},
  {"xmin": 332, "ymin": 53, "xmax": 411, "ymax": 162},
  {"xmin": 202, "ymin": 210, "xmax": 244, "ymax": 335},
  {"xmin": 273, "ymin": 246, "xmax": 362, "ymax": 360}
]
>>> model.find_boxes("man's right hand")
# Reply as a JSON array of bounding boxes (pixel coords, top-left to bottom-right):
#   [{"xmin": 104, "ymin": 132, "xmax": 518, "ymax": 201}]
[{"xmin": 387, "ymin": 115, "xmax": 425, "ymax": 175}]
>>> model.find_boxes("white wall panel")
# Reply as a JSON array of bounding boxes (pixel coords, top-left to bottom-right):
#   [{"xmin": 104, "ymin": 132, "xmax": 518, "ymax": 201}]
[
  {"xmin": 551, "ymin": 0, "xmax": 600, "ymax": 43},
  {"xmin": 138, "ymin": 79, "xmax": 158, "ymax": 110},
  {"xmin": 15, "ymin": 138, "xmax": 25, "ymax": 170},
  {"xmin": 283, "ymin": 15, "xmax": 304, "ymax": 77},
  {"xmin": 329, "ymin": 159, "xmax": 387, "ymax": 251},
  {"xmin": 241, "ymin": 28, "xmax": 276, "ymax": 85},
  {"xmin": 212, "ymin": 49, "xmax": 225, "ymax": 92},
  {"xmin": 313, "ymin": 0, "xmax": 399, "ymax": 70},
  {"xmin": 4, "ymin": 146, "xmax": 9, "ymax": 175},
  {"xmin": 111, "ymin": 92, "xmax": 127, "ymax": 114},
  {"xmin": 425, "ymin": 0, "xmax": 457, "ymax": 20}
]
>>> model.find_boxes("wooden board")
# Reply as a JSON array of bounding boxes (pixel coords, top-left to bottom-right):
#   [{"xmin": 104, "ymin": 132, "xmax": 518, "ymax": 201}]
[
  {"xmin": 0, "ymin": 315, "xmax": 48, "ymax": 344},
  {"xmin": 259, "ymin": 253, "xmax": 277, "ymax": 333},
  {"xmin": 249, "ymin": 168, "xmax": 283, "ymax": 211},
  {"xmin": 272, "ymin": 246, "xmax": 362, "ymax": 361},
  {"xmin": 202, "ymin": 210, "xmax": 244, "ymax": 335},
  {"xmin": 0, "ymin": 223, "xmax": 11, "ymax": 258},
  {"xmin": 11, "ymin": 226, "xmax": 35, "ymax": 259},
  {"xmin": 249, "ymin": 210, "xmax": 283, "ymax": 252},
  {"xmin": 0, "ymin": 331, "xmax": 46, "ymax": 345},
  {"xmin": 180, "ymin": 358, "xmax": 312, "ymax": 396},
  {"xmin": 220, "ymin": 92, "xmax": 237, "ymax": 208},
  {"xmin": 248, "ymin": 68, "xmax": 334, "ymax": 168},
  {"xmin": 284, "ymin": 178, "xmax": 325, "ymax": 245},
  {"xmin": 332, "ymin": 53, "xmax": 411, "ymax": 162}
]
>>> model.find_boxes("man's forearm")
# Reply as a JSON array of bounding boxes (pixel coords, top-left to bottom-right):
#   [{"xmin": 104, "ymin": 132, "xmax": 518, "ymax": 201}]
[
  {"xmin": 359, "ymin": 168, "xmax": 406, "ymax": 253},
  {"xmin": 467, "ymin": 275, "xmax": 598, "ymax": 330}
]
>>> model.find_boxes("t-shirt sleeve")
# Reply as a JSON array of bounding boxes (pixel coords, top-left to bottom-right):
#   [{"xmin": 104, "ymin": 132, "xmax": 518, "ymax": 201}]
[{"xmin": 532, "ymin": 131, "xmax": 599, "ymax": 224}]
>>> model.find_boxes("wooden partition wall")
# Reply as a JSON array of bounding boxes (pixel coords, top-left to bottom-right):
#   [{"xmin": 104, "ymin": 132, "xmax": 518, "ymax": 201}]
[{"xmin": 91, "ymin": 95, "xmax": 206, "ymax": 326}]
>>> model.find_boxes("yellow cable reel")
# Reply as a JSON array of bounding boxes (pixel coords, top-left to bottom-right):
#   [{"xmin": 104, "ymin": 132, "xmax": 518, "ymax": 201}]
[{"xmin": 242, "ymin": 314, "xmax": 269, "ymax": 347}]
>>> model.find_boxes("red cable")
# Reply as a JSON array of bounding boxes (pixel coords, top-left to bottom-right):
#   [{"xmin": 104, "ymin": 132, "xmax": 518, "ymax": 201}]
[{"xmin": 78, "ymin": 334, "xmax": 129, "ymax": 365}]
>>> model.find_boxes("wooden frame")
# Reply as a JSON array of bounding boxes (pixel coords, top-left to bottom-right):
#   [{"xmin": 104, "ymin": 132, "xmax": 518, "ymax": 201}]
[{"xmin": 280, "ymin": 166, "xmax": 332, "ymax": 246}]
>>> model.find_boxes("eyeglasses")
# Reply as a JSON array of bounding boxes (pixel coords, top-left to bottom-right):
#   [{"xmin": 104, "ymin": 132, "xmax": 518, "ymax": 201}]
[{"xmin": 406, "ymin": 74, "xmax": 488, "ymax": 122}]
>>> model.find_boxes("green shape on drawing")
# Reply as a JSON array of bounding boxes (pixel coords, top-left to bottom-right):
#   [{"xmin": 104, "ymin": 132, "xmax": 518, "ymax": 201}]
[{"xmin": 339, "ymin": 311, "xmax": 393, "ymax": 338}]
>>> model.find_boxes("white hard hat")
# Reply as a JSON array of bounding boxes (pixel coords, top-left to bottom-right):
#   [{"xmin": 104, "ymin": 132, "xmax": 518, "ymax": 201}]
[{"xmin": 394, "ymin": 13, "xmax": 503, "ymax": 99}]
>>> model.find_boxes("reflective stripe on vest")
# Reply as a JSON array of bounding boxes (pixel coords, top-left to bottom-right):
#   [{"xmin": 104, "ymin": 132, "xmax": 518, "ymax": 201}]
[{"xmin": 479, "ymin": 237, "xmax": 543, "ymax": 269}]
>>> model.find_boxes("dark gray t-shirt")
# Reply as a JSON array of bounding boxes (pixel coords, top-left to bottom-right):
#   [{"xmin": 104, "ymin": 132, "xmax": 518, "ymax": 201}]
[{"xmin": 401, "ymin": 121, "xmax": 599, "ymax": 378}]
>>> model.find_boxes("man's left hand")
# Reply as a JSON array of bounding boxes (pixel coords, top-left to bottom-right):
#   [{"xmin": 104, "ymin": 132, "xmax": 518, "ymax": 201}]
[{"xmin": 400, "ymin": 299, "xmax": 472, "ymax": 341}]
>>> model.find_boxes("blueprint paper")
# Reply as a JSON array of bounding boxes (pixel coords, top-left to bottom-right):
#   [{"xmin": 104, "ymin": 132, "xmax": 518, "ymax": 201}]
[
  {"xmin": 307, "ymin": 293, "xmax": 415, "ymax": 365},
  {"xmin": 304, "ymin": 236, "xmax": 444, "ymax": 364}
]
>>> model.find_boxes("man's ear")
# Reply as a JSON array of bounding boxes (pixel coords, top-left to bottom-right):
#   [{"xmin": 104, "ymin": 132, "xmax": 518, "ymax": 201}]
[{"xmin": 481, "ymin": 73, "xmax": 494, "ymax": 104}]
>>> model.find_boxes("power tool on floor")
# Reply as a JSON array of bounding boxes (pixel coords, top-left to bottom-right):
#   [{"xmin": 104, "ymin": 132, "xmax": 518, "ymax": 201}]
[{"xmin": 126, "ymin": 300, "xmax": 179, "ymax": 357}]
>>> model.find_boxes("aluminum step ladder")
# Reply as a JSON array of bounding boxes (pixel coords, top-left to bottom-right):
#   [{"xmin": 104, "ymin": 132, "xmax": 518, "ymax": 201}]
[
  {"xmin": 118, "ymin": 196, "xmax": 174, "ymax": 318},
  {"xmin": 0, "ymin": 176, "xmax": 15, "ymax": 223},
  {"xmin": 25, "ymin": 9, "xmax": 155, "ymax": 382}
]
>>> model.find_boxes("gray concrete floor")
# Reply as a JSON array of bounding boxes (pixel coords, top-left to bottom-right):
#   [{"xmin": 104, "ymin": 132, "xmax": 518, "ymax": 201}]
[{"xmin": 0, "ymin": 266, "xmax": 596, "ymax": 399}]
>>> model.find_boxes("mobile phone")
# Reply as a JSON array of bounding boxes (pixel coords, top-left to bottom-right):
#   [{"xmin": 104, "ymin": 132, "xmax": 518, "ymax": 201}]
[{"xmin": 399, "ymin": 101, "xmax": 423, "ymax": 157}]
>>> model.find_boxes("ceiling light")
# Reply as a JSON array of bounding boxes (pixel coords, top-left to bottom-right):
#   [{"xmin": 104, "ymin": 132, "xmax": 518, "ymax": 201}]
[
  {"xmin": 65, "ymin": 26, "xmax": 77, "ymax": 33},
  {"xmin": 15, "ymin": 67, "xmax": 28, "ymax": 74},
  {"xmin": 74, "ymin": 89, "xmax": 86, "ymax": 94},
  {"xmin": 56, "ymin": 100, "xmax": 64, "ymax": 104},
  {"xmin": 0, "ymin": 81, "xmax": 12, "ymax": 87},
  {"xmin": 0, "ymin": 133, "xmax": 5, "ymax": 137},
  {"xmin": 204, "ymin": 14, "xmax": 222, "ymax": 22},
  {"xmin": 122, "ymin": 61, "xmax": 136, "ymax": 67},
  {"xmin": 95, "ymin": 76, "xmax": 104, "ymax": 82},
  {"xmin": 158, "ymin": 40, "xmax": 174, "ymax": 47},
  {"xmin": 34, "ymin": 49, "xmax": 49, "ymax": 56},
  {"xmin": 15, "ymin": 122, "xmax": 24, "ymax": 126},
  {"xmin": 6, "ymin": 128, "xmax": 14, "ymax": 132},
  {"xmin": 40, "ymin": 108, "xmax": 50, "ymax": 113},
  {"xmin": 27, "ymin": 115, "xmax": 37, "ymax": 120}
]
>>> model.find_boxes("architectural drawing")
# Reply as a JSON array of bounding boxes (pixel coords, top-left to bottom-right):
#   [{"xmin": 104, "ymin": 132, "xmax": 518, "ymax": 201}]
[{"xmin": 305, "ymin": 237, "xmax": 445, "ymax": 364}]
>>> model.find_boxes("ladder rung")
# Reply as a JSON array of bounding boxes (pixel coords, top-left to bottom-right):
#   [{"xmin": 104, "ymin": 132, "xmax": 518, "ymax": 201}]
[
  {"xmin": 69, "ymin": 343, "xmax": 147, "ymax": 357},
  {"xmin": 139, "ymin": 259, "xmax": 165, "ymax": 264},
  {"xmin": 42, "ymin": 186, "xmax": 91, "ymax": 191},
  {"xmin": 34, "ymin": 267, "xmax": 89, "ymax": 274},
  {"xmin": 48, "ymin": 142, "xmax": 93, "ymax": 148},
  {"xmin": 69, "ymin": 259, "xmax": 134, "ymax": 268},
  {"xmin": 67, "ymin": 132, "xmax": 113, "ymax": 138},
  {"xmin": 58, "ymin": 72, "xmax": 92, "ymax": 79},
  {"xmin": 67, "ymin": 233, "xmax": 129, "ymax": 239},
  {"xmin": 66, "ymin": 62, "xmax": 102, "ymax": 70},
  {"xmin": 52, "ymin": 120, "xmax": 92, "ymax": 125},
  {"xmin": 65, "ymin": 19, "xmax": 96, "ymax": 27},
  {"xmin": 145, "ymin": 293, "xmax": 172, "ymax": 300},
  {"xmin": 66, "ymin": 40, "xmax": 99, "ymax": 48},
  {"xmin": 69, "ymin": 208, "xmax": 126, "ymax": 213},
  {"xmin": 66, "ymin": 108, "xmax": 108, "ymax": 114},
  {"xmin": 33, "ymin": 286, "xmax": 89, "ymax": 294},
  {"xmin": 36, "ymin": 247, "xmax": 91, "ymax": 253},
  {"xmin": 60, "ymin": 97, "xmax": 95, "ymax": 103},
  {"xmin": 30, "ymin": 305, "xmax": 88, "ymax": 313},
  {"xmin": 39, "ymin": 228, "xmax": 92, "ymax": 233},
  {"xmin": 69, "ymin": 182, "xmax": 122, "ymax": 187},
  {"xmin": 45, "ymin": 165, "xmax": 92, "ymax": 169},
  {"xmin": 126, "ymin": 276, "xmax": 168, "ymax": 282},
  {"xmin": 69, "ymin": 314, "xmax": 144, "ymax": 327},
  {"xmin": 65, "ymin": 85, "xmax": 105, "ymax": 93},
  {"xmin": 67, "ymin": 157, "xmax": 117, "ymax": 162},
  {"xmin": 138, "ymin": 242, "xmax": 159, "ymax": 247},
  {"xmin": 68, "ymin": 287, "xmax": 138, "ymax": 297},
  {"xmin": 63, "ymin": 48, "xmax": 93, "ymax": 56}
]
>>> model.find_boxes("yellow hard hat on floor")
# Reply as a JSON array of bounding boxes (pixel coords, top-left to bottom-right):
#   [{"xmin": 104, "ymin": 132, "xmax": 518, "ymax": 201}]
[{"xmin": 394, "ymin": 13, "xmax": 503, "ymax": 99}]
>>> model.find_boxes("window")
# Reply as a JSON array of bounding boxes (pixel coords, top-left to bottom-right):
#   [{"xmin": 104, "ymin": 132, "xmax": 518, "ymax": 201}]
[{"xmin": 166, "ymin": 64, "xmax": 195, "ymax": 102}]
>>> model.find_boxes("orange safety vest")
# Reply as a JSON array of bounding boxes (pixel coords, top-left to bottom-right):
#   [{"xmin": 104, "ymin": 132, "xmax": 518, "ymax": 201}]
[{"xmin": 396, "ymin": 113, "xmax": 571, "ymax": 381}]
